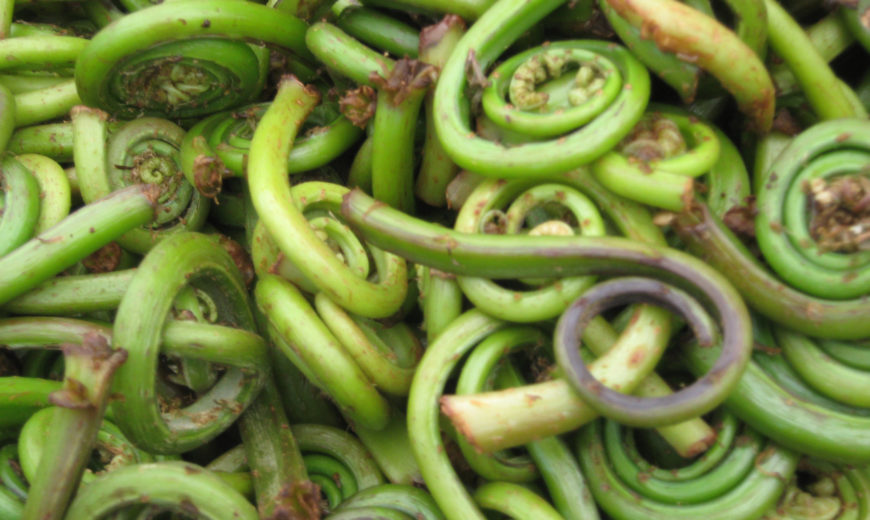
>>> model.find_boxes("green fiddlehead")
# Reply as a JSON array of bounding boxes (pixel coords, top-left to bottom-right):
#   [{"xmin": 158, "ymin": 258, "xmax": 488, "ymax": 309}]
[
  {"xmin": 110, "ymin": 232, "xmax": 269, "ymax": 454},
  {"xmin": 763, "ymin": 458, "xmax": 870, "ymax": 519},
  {"xmin": 73, "ymin": 107, "xmax": 209, "ymax": 254},
  {"xmin": 180, "ymin": 101, "xmax": 362, "ymax": 198},
  {"xmin": 576, "ymin": 419, "xmax": 798, "ymax": 520},
  {"xmin": 453, "ymin": 172, "xmax": 609, "ymax": 322},
  {"xmin": 592, "ymin": 108, "xmax": 723, "ymax": 211},
  {"xmin": 247, "ymin": 76, "xmax": 407, "ymax": 318},
  {"xmin": 435, "ymin": 31, "xmax": 650, "ymax": 177},
  {"xmin": 74, "ymin": 0, "xmax": 310, "ymax": 119},
  {"xmin": 755, "ymin": 118, "xmax": 870, "ymax": 300}
]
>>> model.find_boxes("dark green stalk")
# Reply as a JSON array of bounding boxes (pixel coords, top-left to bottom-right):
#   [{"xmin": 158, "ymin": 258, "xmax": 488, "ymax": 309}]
[
  {"xmin": 239, "ymin": 376, "xmax": 320, "ymax": 519},
  {"xmin": 415, "ymin": 15, "xmax": 464, "ymax": 207},
  {"xmin": 0, "ymin": 85, "xmax": 13, "ymax": 152},
  {"xmin": 305, "ymin": 23, "xmax": 395, "ymax": 86},
  {"xmin": 334, "ymin": 0, "xmax": 420, "ymax": 58},
  {"xmin": 371, "ymin": 59, "xmax": 436, "ymax": 213}
]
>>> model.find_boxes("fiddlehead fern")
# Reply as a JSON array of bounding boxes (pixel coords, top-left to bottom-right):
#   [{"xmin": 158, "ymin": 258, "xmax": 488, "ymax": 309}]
[
  {"xmin": 435, "ymin": 31, "xmax": 650, "ymax": 177},
  {"xmin": 764, "ymin": 458, "xmax": 870, "ymax": 519},
  {"xmin": 73, "ymin": 107, "xmax": 208, "ymax": 254},
  {"xmin": 180, "ymin": 101, "xmax": 362, "ymax": 198},
  {"xmin": 592, "ymin": 108, "xmax": 722, "ymax": 211},
  {"xmin": 452, "ymin": 163, "xmax": 694, "ymax": 323},
  {"xmin": 247, "ymin": 76, "xmax": 408, "ymax": 318},
  {"xmin": 755, "ymin": 118, "xmax": 870, "ymax": 300},
  {"xmin": 110, "ymin": 232, "xmax": 269, "ymax": 454},
  {"xmin": 576, "ymin": 418, "xmax": 798, "ymax": 520},
  {"xmin": 74, "ymin": 0, "xmax": 309, "ymax": 119}
]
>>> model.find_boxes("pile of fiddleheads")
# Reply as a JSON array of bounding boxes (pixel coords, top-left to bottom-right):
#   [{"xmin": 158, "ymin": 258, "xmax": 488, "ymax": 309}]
[{"xmin": 0, "ymin": 0, "xmax": 868, "ymax": 518}]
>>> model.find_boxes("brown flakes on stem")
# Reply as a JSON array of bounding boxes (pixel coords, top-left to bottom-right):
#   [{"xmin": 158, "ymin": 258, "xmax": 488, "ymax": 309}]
[
  {"xmin": 339, "ymin": 85, "xmax": 377, "ymax": 128},
  {"xmin": 370, "ymin": 58, "xmax": 439, "ymax": 106}
]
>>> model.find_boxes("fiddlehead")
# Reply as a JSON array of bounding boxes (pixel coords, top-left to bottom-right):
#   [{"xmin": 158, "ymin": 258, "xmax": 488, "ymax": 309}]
[
  {"xmin": 180, "ymin": 101, "xmax": 362, "ymax": 199},
  {"xmin": 435, "ymin": 31, "xmax": 650, "ymax": 177},
  {"xmin": 764, "ymin": 458, "xmax": 870, "ymax": 519},
  {"xmin": 682, "ymin": 318, "xmax": 870, "ymax": 462},
  {"xmin": 480, "ymin": 43, "xmax": 624, "ymax": 138},
  {"xmin": 592, "ymin": 108, "xmax": 722, "ymax": 211},
  {"xmin": 453, "ymin": 172, "xmax": 612, "ymax": 322},
  {"xmin": 755, "ymin": 118, "xmax": 870, "ymax": 300},
  {"xmin": 247, "ymin": 76, "xmax": 408, "ymax": 319},
  {"xmin": 110, "ymin": 232, "xmax": 269, "ymax": 454},
  {"xmin": 73, "ymin": 107, "xmax": 208, "ymax": 254},
  {"xmin": 576, "ymin": 418, "xmax": 798, "ymax": 520},
  {"xmin": 74, "ymin": 0, "xmax": 309, "ymax": 119}
]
